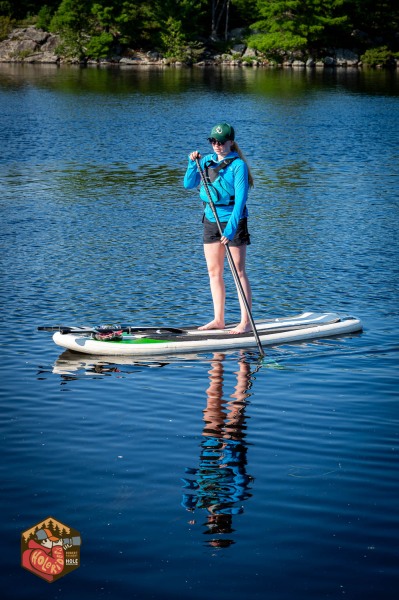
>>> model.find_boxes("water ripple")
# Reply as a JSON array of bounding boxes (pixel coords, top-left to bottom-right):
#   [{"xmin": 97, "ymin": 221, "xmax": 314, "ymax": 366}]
[{"xmin": 1, "ymin": 65, "xmax": 398, "ymax": 600}]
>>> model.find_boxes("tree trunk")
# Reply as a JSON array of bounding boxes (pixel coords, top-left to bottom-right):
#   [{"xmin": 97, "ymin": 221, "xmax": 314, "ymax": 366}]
[
  {"xmin": 211, "ymin": 0, "xmax": 228, "ymax": 40},
  {"xmin": 225, "ymin": 0, "xmax": 230, "ymax": 40}
]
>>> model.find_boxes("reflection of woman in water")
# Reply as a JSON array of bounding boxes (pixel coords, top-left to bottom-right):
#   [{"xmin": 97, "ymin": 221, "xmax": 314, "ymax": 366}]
[{"xmin": 181, "ymin": 354, "xmax": 255, "ymax": 547}]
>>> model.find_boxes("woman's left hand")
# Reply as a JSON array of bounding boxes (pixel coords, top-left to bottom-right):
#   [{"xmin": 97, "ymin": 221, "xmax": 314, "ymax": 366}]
[{"xmin": 220, "ymin": 236, "xmax": 229, "ymax": 245}]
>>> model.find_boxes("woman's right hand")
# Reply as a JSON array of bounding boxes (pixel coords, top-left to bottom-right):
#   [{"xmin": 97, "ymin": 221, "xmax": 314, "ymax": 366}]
[{"xmin": 189, "ymin": 151, "xmax": 201, "ymax": 161}]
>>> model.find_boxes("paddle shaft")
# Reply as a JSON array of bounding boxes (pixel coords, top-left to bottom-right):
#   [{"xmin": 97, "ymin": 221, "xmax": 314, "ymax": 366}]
[{"xmin": 195, "ymin": 157, "xmax": 264, "ymax": 357}]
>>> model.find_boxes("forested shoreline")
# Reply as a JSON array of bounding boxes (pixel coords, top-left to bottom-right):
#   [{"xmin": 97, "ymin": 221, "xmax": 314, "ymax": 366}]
[{"xmin": 1, "ymin": 1, "xmax": 398, "ymax": 67}]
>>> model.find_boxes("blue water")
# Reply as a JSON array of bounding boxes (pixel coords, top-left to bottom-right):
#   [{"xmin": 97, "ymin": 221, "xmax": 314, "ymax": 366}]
[{"xmin": 0, "ymin": 64, "xmax": 398, "ymax": 599}]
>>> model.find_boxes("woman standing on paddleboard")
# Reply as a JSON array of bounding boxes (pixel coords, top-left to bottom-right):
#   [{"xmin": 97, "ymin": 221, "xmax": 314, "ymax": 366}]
[{"xmin": 184, "ymin": 122, "xmax": 254, "ymax": 334}]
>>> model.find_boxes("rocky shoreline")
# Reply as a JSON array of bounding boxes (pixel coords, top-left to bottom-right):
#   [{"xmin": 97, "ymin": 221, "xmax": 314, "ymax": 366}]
[{"xmin": 0, "ymin": 26, "xmax": 397, "ymax": 69}]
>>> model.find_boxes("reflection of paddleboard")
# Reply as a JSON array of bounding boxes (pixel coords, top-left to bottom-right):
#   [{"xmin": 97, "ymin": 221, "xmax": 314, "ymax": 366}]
[
  {"xmin": 40, "ymin": 312, "xmax": 362, "ymax": 356},
  {"xmin": 52, "ymin": 351, "xmax": 172, "ymax": 375}
]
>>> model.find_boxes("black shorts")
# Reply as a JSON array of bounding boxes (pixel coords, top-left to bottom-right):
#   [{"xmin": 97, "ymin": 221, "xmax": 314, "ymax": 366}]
[{"xmin": 203, "ymin": 216, "xmax": 251, "ymax": 246}]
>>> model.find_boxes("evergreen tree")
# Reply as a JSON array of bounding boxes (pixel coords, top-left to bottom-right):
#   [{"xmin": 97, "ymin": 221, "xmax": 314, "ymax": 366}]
[
  {"xmin": 50, "ymin": 0, "xmax": 90, "ymax": 58},
  {"xmin": 2, "ymin": 0, "xmax": 398, "ymax": 60},
  {"xmin": 346, "ymin": 0, "xmax": 399, "ymax": 49},
  {"xmin": 248, "ymin": 0, "xmax": 348, "ymax": 54},
  {"xmin": 108, "ymin": 1, "xmax": 159, "ymax": 48},
  {"xmin": 160, "ymin": 16, "xmax": 187, "ymax": 58},
  {"xmin": 1, "ymin": 1, "xmax": 60, "ymax": 19}
]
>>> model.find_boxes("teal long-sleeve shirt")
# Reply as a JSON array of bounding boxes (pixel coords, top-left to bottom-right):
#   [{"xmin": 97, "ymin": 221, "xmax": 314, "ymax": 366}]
[{"xmin": 183, "ymin": 151, "xmax": 249, "ymax": 240}]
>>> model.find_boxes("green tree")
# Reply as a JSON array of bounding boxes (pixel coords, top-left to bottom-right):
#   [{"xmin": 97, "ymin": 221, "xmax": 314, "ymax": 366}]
[
  {"xmin": 115, "ymin": 1, "xmax": 158, "ymax": 47},
  {"xmin": 231, "ymin": 0, "xmax": 259, "ymax": 25},
  {"xmin": 153, "ymin": 0, "xmax": 208, "ymax": 40},
  {"xmin": 248, "ymin": 0, "xmax": 348, "ymax": 54},
  {"xmin": 160, "ymin": 16, "xmax": 187, "ymax": 58},
  {"xmin": 50, "ymin": 0, "xmax": 91, "ymax": 59},
  {"xmin": 361, "ymin": 45, "xmax": 399, "ymax": 67},
  {"xmin": 86, "ymin": 30, "xmax": 114, "ymax": 56},
  {"xmin": 37, "ymin": 5, "xmax": 54, "ymax": 29},
  {"xmin": 87, "ymin": 2, "xmax": 117, "ymax": 57},
  {"xmin": 345, "ymin": 0, "xmax": 399, "ymax": 49},
  {"xmin": 0, "ymin": 1, "xmax": 13, "ymax": 17},
  {"xmin": 6, "ymin": 0, "xmax": 399, "ymax": 60},
  {"xmin": 2, "ymin": 1, "xmax": 61, "ymax": 20},
  {"xmin": 0, "ymin": 1, "xmax": 13, "ymax": 41},
  {"xmin": 91, "ymin": 2, "xmax": 115, "ymax": 31}
]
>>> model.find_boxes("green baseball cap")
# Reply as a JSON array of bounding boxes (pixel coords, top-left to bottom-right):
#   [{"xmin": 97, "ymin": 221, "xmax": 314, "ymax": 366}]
[{"xmin": 208, "ymin": 122, "xmax": 235, "ymax": 143}]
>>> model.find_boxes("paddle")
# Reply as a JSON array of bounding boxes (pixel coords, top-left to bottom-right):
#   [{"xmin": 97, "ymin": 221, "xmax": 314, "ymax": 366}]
[{"xmin": 195, "ymin": 157, "xmax": 265, "ymax": 357}]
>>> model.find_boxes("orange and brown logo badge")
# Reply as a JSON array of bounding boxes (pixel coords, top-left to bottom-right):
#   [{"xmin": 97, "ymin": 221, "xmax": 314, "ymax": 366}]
[{"xmin": 21, "ymin": 517, "xmax": 81, "ymax": 583}]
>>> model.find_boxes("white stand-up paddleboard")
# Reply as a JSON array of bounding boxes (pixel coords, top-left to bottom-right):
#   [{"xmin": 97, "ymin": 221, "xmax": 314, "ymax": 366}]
[{"xmin": 39, "ymin": 312, "xmax": 362, "ymax": 356}]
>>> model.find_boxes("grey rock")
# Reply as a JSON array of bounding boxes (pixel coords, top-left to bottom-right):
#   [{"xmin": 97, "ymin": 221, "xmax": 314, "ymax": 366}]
[
  {"xmin": 324, "ymin": 56, "xmax": 336, "ymax": 66},
  {"xmin": 0, "ymin": 27, "xmax": 60, "ymax": 62},
  {"xmin": 243, "ymin": 47, "xmax": 257, "ymax": 58},
  {"xmin": 233, "ymin": 44, "xmax": 246, "ymax": 54},
  {"xmin": 24, "ymin": 27, "xmax": 50, "ymax": 44},
  {"xmin": 24, "ymin": 52, "xmax": 59, "ymax": 63},
  {"xmin": 335, "ymin": 48, "xmax": 359, "ymax": 61},
  {"xmin": 292, "ymin": 60, "xmax": 305, "ymax": 68},
  {"xmin": 42, "ymin": 35, "xmax": 60, "ymax": 53}
]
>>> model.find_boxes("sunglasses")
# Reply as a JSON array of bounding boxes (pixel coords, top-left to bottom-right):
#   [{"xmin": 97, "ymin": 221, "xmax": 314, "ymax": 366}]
[{"xmin": 207, "ymin": 138, "xmax": 228, "ymax": 145}]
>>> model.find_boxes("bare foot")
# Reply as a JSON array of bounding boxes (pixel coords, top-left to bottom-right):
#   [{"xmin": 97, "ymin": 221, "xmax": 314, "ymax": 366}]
[
  {"xmin": 198, "ymin": 320, "xmax": 225, "ymax": 331},
  {"xmin": 228, "ymin": 323, "xmax": 252, "ymax": 334}
]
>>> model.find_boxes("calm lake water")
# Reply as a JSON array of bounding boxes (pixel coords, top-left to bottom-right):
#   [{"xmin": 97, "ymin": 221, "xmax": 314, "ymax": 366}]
[{"xmin": 1, "ymin": 64, "xmax": 398, "ymax": 599}]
